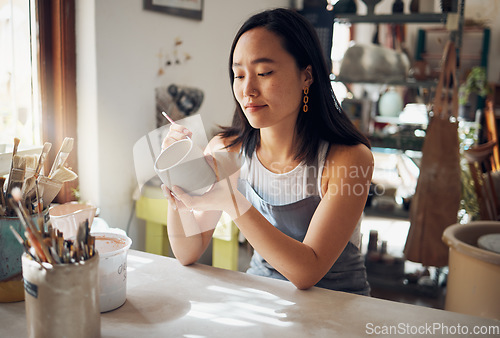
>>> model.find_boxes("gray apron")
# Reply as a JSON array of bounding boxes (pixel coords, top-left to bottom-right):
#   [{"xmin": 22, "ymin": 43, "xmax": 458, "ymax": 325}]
[{"xmin": 238, "ymin": 170, "xmax": 370, "ymax": 296}]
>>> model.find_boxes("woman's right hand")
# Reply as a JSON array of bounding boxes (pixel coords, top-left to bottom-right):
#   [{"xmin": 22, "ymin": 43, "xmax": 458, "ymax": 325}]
[{"xmin": 161, "ymin": 123, "xmax": 192, "ymax": 150}]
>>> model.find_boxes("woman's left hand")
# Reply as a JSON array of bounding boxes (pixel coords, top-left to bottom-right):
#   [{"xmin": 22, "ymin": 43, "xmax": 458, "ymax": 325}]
[{"xmin": 171, "ymin": 166, "xmax": 251, "ymax": 219}]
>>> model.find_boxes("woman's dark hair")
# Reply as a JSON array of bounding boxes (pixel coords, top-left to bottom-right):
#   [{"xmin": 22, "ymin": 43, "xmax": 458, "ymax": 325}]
[{"xmin": 220, "ymin": 8, "xmax": 370, "ymax": 164}]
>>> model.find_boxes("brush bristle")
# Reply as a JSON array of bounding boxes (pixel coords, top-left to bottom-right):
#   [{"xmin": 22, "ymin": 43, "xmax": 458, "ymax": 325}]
[
  {"xmin": 51, "ymin": 167, "xmax": 78, "ymax": 183},
  {"xmin": 13, "ymin": 155, "xmax": 26, "ymax": 169},
  {"xmin": 59, "ymin": 138, "xmax": 74, "ymax": 153},
  {"xmin": 25, "ymin": 154, "xmax": 38, "ymax": 170},
  {"xmin": 22, "ymin": 176, "xmax": 36, "ymax": 195}
]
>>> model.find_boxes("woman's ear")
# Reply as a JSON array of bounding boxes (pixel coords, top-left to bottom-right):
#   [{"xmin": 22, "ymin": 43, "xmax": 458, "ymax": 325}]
[{"xmin": 304, "ymin": 65, "xmax": 314, "ymax": 87}]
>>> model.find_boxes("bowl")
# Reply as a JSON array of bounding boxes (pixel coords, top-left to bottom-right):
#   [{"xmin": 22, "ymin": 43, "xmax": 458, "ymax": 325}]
[{"xmin": 49, "ymin": 202, "xmax": 97, "ymax": 239}]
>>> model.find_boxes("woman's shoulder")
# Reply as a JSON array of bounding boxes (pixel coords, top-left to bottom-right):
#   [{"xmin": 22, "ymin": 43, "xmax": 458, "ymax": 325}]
[
  {"xmin": 325, "ymin": 143, "xmax": 373, "ymax": 169},
  {"xmin": 206, "ymin": 134, "xmax": 241, "ymax": 153}
]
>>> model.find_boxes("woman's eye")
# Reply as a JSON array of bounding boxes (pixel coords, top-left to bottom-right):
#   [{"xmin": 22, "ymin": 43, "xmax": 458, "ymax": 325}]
[
  {"xmin": 258, "ymin": 71, "xmax": 273, "ymax": 77},
  {"xmin": 234, "ymin": 75, "xmax": 244, "ymax": 79}
]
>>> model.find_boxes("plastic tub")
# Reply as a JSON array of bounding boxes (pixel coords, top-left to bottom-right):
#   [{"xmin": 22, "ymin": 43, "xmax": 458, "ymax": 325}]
[
  {"xmin": 442, "ymin": 221, "xmax": 500, "ymax": 320},
  {"xmin": 93, "ymin": 232, "xmax": 132, "ymax": 312}
]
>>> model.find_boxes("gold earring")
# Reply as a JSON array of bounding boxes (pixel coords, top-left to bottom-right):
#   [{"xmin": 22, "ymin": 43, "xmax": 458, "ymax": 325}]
[{"xmin": 303, "ymin": 87, "xmax": 309, "ymax": 112}]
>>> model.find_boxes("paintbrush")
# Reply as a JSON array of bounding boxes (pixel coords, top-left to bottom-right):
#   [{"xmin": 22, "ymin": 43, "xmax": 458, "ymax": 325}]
[
  {"xmin": 8, "ymin": 197, "xmax": 48, "ymax": 263},
  {"xmin": 38, "ymin": 176, "xmax": 63, "ymax": 209},
  {"xmin": 48, "ymin": 137, "xmax": 74, "ymax": 178},
  {"xmin": 21, "ymin": 175, "xmax": 37, "ymax": 210},
  {"xmin": 9, "ymin": 225, "xmax": 45, "ymax": 266},
  {"xmin": 34, "ymin": 142, "xmax": 51, "ymax": 178},
  {"xmin": 50, "ymin": 166, "xmax": 78, "ymax": 183},
  {"xmin": 24, "ymin": 154, "xmax": 38, "ymax": 178},
  {"xmin": 6, "ymin": 155, "xmax": 26, "ymax": 198},
  {"xmin": 7, "ymin": 137, "xmax": 20, "ymax": 173},
  {"xmin": 6, "ymin": 138, "xmax": 22, "ymax": 194},
  {"xmin": 0, "ymin": 177, "xmax": 6, "ymax": 216},
  {"xmin": 9, "ymin": 188, "xmax": 54, "ymax": 264}
]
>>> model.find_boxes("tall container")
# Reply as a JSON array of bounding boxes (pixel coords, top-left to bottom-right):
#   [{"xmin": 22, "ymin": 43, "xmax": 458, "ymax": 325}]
[{"xmin": 22, "ymin": 253, "xmax": 101, "ymax": 337}]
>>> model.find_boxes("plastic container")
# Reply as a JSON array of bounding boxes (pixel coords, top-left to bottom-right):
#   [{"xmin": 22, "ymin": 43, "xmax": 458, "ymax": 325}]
[
  {"xmin": 442, "ymin": 221, "xmax": 500, "ymax": 320},
  {"xmin": 93, "ymin": 232, "xmax": 132, "ymax": 312},
  {"xmin": 49, "ymin": 202, "xmax": 97, "ymax": 239},
  {"xmin": 22, "ymin": 253, "xmax": 101, "ymax": 337}
]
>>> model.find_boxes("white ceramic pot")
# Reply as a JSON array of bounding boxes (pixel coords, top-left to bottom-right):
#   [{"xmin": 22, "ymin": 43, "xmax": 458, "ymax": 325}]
[
  {"xmin": 154, "ymin": 138, "xmax": 216, "ymax": 195},
  {"xmin": 93, "ymin": 232, "xmax": 132, "ymax": 313},
  {"xmin": 442, "ymin": 221, "xmax": 500, "ymax": 320}
]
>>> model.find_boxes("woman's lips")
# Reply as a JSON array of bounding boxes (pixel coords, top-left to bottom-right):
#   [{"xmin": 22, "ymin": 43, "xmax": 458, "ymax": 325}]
[{"xmin": 244, "ymin": 104, "xmax": 266, "ymax": 113}]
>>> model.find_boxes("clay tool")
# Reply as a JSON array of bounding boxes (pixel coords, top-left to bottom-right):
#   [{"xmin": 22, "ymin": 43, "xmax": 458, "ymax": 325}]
[
  {"xmin": 162, "ymin": 111, "xmax": 177, "ymax": 125},
  {"xmin": 48, "ymin": 137, "xmax": 74, "ymax": 178}
]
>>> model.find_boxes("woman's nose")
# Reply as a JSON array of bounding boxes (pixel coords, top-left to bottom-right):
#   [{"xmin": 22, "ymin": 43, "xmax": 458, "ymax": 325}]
[{"xmin": 242, "ymin": 78, "xmax": 257, "ymax": 97}]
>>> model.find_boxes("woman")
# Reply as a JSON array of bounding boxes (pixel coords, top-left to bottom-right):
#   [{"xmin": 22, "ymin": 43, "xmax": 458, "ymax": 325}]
[{"xmin": 162, "ymin": 8, "xmax": 373, "ymax": 295}]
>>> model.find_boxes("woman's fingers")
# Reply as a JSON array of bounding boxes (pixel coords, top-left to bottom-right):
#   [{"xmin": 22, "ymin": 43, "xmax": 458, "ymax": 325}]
[
  {"xmin": 161, "ymin": 124, "xmax": 193, "ymax": 150},
  {"xmin": 171, "ymin": 186, "xmax": 193, "ymax": 207},
  {"xmin": 161, "ymin": 184, "xmax": 177, "ymax": 209}
]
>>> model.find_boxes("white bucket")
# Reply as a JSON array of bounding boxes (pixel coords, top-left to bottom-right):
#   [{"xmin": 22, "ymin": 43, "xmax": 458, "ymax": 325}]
[{"xmin": 93, "ymin": 232, "xmax": 132, "ymax": 312}]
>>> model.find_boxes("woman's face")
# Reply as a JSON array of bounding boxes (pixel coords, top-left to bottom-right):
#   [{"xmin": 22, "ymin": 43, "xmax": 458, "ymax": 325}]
[{"xmin": 232, "ymin": 27, "xmax": 312, "ymax": 130}]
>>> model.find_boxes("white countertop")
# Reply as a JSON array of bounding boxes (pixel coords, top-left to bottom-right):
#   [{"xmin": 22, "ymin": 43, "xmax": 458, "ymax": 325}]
[{"xmin": 1, "ymin": 250, "xmax": 498, "ymax": 337}]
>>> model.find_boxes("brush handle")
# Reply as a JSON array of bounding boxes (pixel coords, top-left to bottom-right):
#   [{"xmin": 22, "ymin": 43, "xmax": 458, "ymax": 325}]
[
  {"xmin": 48, "ymin": 138, "xmax": 73, "ymax": 177},
  {"xmin": 35, "ymin": 142, "xmax": 52, "ymax": 177},
  {"xmin": 0, "ymin": 177, "xmax": 6, "ymax": 212}
]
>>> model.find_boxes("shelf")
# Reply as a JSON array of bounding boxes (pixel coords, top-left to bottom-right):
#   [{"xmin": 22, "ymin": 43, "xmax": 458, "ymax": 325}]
[
  {"xmin": 334, "ymin": 13, "xmax": 448, "ymax": 24},
  {"xmin": 374, "ymin": 116, "xmax": 427, "ymax": 126},
  {"xmin": 331, "ymin": 76, "xmax": 438, "ymax": 88}
]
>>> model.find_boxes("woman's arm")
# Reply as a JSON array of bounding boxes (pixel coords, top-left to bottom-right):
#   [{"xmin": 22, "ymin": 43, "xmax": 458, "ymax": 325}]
[
  {"xmin": 174, "ymin": 143, "xmax": 373, "ymax": 289},
  {"xmin": 165, "ymin": 133, "xmax": 237, "ymax": 265}
]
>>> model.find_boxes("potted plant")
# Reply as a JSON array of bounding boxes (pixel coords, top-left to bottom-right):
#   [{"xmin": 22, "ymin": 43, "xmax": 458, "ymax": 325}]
[{"xmin": 458, "ymin": 66, "xmax": 491, "ymax": 121}]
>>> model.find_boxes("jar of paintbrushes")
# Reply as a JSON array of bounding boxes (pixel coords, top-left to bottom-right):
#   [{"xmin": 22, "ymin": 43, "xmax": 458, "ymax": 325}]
[
  {"xmin": 9, "ymin": 187, "xmax": 100, "ymax": 337},
  {"xmin": 0, "ymin": 137, "xmax": 78, "ymax": 303}
]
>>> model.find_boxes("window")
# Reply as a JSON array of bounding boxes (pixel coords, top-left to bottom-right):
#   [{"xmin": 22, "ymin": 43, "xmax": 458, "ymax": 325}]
[
  {"xmin": 0, "ymin": 0, "xmax": 41, "ymax": 151},
  {"xmin": 1, "ymin": 0, "xmax": 78, "ymax": 203}
]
